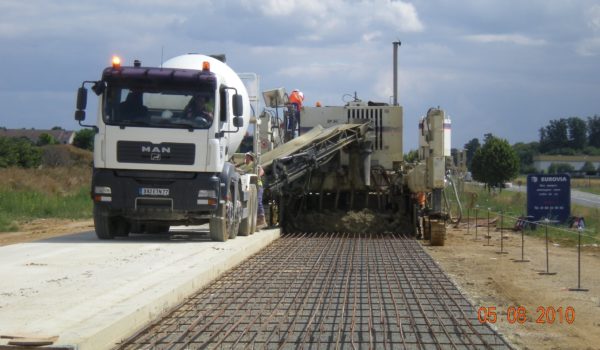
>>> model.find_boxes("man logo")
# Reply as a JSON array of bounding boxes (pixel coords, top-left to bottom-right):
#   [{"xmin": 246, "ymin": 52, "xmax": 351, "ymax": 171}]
[
  {"xmin": 142, "ymin": 146, "xmax": 171, "ymax": 153},
  {"xmin": 142, "ymin": 144, "xmax": 170, "ymax": 161}
]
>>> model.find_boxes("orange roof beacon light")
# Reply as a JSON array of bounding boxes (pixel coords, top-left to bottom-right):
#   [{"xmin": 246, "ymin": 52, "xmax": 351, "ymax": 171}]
[
  {"xmin": 202, "ymin": 61, "xmax": 210, "ymax": 71},
  {"xmin": 112, "ymin": 55, "xmax": 121, "ymax": 69}
]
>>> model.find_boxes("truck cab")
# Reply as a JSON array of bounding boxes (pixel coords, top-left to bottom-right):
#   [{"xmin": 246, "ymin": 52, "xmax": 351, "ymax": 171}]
[{"xmin": 75, "ymin": 54, "xmax": 258, "ymax": 241}]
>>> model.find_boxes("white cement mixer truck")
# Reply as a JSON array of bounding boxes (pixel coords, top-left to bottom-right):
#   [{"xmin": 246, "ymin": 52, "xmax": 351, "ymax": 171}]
[{"xmin": 74, "ymin": 54, "xmax": 259, "ymax": 241}]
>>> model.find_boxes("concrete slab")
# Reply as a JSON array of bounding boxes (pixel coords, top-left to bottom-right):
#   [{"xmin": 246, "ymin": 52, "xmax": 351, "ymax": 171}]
[{"xmin": 0, "ymin": 226, "xmax": 280, "ymax": 350}]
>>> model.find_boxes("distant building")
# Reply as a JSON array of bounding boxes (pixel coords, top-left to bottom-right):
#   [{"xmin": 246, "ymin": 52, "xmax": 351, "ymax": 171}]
[
  {"xmin": 0, "ymin": 129, "xmax": 75, "ymax": 145},
  {"xmin": 532, "ymin": 155, "xmax": 600, "ymax": 172}
]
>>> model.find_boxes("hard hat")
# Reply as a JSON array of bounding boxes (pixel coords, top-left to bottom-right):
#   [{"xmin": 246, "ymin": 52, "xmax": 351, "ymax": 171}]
[{"xmin": 245, "ymin": 152, "xmax": 255, "ymax": 160}]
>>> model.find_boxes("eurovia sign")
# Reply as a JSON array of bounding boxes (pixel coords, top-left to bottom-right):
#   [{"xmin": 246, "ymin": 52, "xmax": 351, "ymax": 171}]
[{"xmin": 527, "ymin": 174, "xmax": 571, "ymax": 223}]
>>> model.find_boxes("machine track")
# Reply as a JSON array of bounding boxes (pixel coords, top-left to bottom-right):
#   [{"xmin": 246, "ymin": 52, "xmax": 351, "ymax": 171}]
[{"xmin": 117, "ymin": 233, "xmax": 512, "ymax": 349}]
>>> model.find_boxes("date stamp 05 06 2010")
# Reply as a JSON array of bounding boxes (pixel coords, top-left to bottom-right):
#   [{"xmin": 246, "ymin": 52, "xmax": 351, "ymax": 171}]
[{"xmin": 477, "ymin": 306, "xmax": 576, "ymax": 325}]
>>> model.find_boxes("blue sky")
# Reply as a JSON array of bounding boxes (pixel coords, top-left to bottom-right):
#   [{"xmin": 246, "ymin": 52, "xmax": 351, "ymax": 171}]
[{"xmin": 0, "ymin": 0, "xmax": 599, "ymax": 151}]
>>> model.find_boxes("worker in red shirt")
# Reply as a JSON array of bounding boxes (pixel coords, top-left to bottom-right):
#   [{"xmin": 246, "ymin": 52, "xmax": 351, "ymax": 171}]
[{"xmin": 287, "ymin": 89, "xmax": 304, "ymax": 138}]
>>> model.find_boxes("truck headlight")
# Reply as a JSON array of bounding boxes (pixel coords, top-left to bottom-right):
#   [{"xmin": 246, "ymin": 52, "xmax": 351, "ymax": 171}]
[
  {"xmin": 94, "ymin": 186, "xmax": 112, "ymax": 194},
  {"xmin": 198, "ymin": 190, "xmax": 216, "ymax": 198}
]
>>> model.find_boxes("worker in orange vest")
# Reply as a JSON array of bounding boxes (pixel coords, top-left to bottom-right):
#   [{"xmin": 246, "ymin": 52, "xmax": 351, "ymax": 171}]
[
  {"xmin": 287, "ymin": 89, "xmax": 304, "ymax": 138},
  {"xmin": 289, "ymin": 89, "xmax": 304, "ymax": 110}
]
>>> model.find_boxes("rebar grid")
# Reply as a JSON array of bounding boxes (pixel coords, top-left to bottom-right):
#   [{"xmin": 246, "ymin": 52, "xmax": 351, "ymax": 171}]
[{"xmin": 116, "ymin": 233, "xmax": 512, "ymax": 350}]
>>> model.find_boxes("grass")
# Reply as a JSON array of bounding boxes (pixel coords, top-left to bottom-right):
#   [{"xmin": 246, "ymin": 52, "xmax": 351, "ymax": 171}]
[
  {"xmin": 570, "ymin": 177, "xmax": 600, "ymax": 195},
  {"xmin": 452, "ymin": 182, "xmax": 599, "ymax": 247},
  {"xmin": 0, "ymin": 165, "xmax": 92, "ymax": 232}
]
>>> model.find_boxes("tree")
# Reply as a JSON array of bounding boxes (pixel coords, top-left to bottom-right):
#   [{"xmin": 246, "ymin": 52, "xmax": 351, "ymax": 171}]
[
  {"xmin": 51, "ymin": 126, "xmax": 64, "ymax": 130},
  {"xmin": 471, "ymin": 135, "xmax": 519, "ymax": 189},
  {"xmin": 0, "ymin": 137, "xmax": 42, "ymax": 168},
  {"xmin": 73, "ymin": 129, "xmax": 95, "ymax": 151},
  {"xmin": 37, "ymin": 133, "xmax": 58, "ymax": 146},
  {"xmin": 463, "ymin": 138, "xmax": 480, "ymax": 170},
  {"xmin": 580, "ymin": 161, "xmax": 596, "ymax": 175},
  {"xmin": 567, "ymin": 117, "xmax": 587, "ymax": 150},
  {"xmin": 588, "ymin": 115, "xmax": 600, "ymax": 148},
  {"xmin": 512, "ymin": 141, "xmax": 539, "ymax": 173},
  {"xmin": 539, "ymin": 118, "xmax": 569, "ymax": 153},
  {"xmin": 404, "ymin": 149, "xmax": 418, "ymax": 163},
  {"xmin": 547, "ymin": 163, "xmax": 575, "ymax": 174}
]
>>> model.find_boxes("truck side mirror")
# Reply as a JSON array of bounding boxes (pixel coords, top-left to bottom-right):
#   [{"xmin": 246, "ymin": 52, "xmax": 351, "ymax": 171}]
[
  {"xmin": 232, "ymin": 94, "xmax": 243, "ymax": 117},
  {"xmin": 75, "ymin": 87, "xmax": 88, "ymax": 121},
  {"xmin": 233, "ymin": 116, "xmax": 243, "ymax": 128}
]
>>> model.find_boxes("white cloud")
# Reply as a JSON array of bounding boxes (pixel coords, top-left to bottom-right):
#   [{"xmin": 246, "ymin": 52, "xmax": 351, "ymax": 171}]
[
  {"xmin": 240, "ymin": 0, "xmax": 423, "ymax": 40},
  {"xmin": 587, "ymin": 4, "xmax": 600, "ymax": 31},
  {"xmin": 464, "ymin": 34, "xmax": 546, "ymax": 46},
  {"xmin": 576, "ymin": 37, "xmax": 600, "ymax": 56},
  {"xmin": 362, "ymin": 31, "xmax": 383, "ymax": 42},
  {"xmin": 278, "ymin": 62, "xmax": 354, "ymax": 78}
]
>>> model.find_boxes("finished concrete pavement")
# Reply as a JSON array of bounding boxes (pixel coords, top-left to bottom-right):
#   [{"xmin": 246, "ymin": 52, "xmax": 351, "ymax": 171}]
[{"xmin": 0, "ymin": 226, "xmax": 280, "ymax": 349}]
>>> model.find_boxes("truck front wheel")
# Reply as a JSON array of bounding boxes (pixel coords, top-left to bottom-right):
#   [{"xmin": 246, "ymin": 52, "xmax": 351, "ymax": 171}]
[
  {"xmin": 94, "ymin": 204, "xmax": 119, "ymax": 240},
  {"xmin": 210, "ymin": 187, "xmax": 241, "ymax": 242}
]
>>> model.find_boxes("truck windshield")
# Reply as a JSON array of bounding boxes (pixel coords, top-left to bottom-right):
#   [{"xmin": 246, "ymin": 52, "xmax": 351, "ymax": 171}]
[{"xmin": 103, "ymin": 86, "xmax": 215, "ymax": 130}]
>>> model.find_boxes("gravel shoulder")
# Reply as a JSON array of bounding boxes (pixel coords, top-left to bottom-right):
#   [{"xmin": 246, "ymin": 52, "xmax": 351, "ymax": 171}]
[{"xmin": 0, "ymin": 219, "xmax": 94, "ymax": 246}]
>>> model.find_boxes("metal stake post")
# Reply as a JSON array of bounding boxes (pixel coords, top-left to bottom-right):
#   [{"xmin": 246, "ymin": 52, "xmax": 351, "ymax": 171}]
[
  {"xmin": 539, "ymin": 219, "xmax": 556, "ymax": 275},
  {"xmin": 496, "ymin": 210, "xmax": 508, "ymax": 254},
  {"xmin": 514, "ymin": 213, "xmax": 529, "ymax": 262},
  {"xmin": 569, "ymin": 227, "xmax": 589, "ymax": 292},
  {"xmin": 465, "ymin": 207, "xmax": 471, "ymax": 235},
  {"xmin": 474, "ymin": 206, "xmax": 479, "ymax": 240},
  {"xmin": 484, "ymin": 208, "xmax": 492, "ymax": 246}
]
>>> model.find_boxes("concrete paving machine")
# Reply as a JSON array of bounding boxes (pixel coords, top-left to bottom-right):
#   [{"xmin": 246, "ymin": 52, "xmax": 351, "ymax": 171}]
[{"xmin": 257, "ymin": 92, "xmax": 454, "ymax": 245}]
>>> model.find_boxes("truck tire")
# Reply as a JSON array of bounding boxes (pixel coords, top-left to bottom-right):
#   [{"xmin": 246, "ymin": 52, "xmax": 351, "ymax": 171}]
[
  {"xmin": 429, "ymin": 220, "xmax": 446, "ymax": 246},
  {"xmin": 210, "ymin": 196, "xmax": 233, "ymax": 242},
  {"xmin": 93, "ymin": 204, "xmax": 116, "ymax": 240},
  {"xmin": 229, "ymin": 199, "xmax": 241, "ymax": 239}
]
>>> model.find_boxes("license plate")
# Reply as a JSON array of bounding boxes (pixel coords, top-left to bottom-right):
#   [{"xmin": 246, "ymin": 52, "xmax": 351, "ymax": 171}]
[{"xmin": 139, "ymin": 188, "xmax": 170, "ymax": 196}]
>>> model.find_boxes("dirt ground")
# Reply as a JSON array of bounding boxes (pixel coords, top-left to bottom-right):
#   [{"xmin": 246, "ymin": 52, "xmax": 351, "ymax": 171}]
[
  {"xmin": 0, "ymin": 219, "xmax": 93, "ymax": 246},
  {"xmin": 2, "ymin": 218, "xmax": 599, "ymax": 349},
  {"xmin": 425, "ymin": 221, "xmax": 600, "ymax": 350}
]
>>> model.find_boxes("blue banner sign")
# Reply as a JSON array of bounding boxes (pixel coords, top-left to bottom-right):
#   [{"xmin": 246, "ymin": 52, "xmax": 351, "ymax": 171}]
[{"xmin": 527, "ymin": 174, "xmax": 571, "ymax": 223}]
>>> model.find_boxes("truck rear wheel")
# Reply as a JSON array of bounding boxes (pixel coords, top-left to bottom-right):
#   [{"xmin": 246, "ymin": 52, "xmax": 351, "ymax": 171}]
[
  {"xmin": 239, "ymin": 184, "xmax": 257, "ymax": 236},
  {"xmin": 94, "ymin": 204, "xmax": 117, "ymax": 240},
  {"xmin": 229, "ymin": 199, "xmax": 241, "ymax": 239}
]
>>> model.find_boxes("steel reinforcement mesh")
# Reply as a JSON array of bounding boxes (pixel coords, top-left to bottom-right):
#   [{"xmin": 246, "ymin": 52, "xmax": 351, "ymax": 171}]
[{"xmin": 117, "ymin": 233, "xmax": 513, "ymax": 350}]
